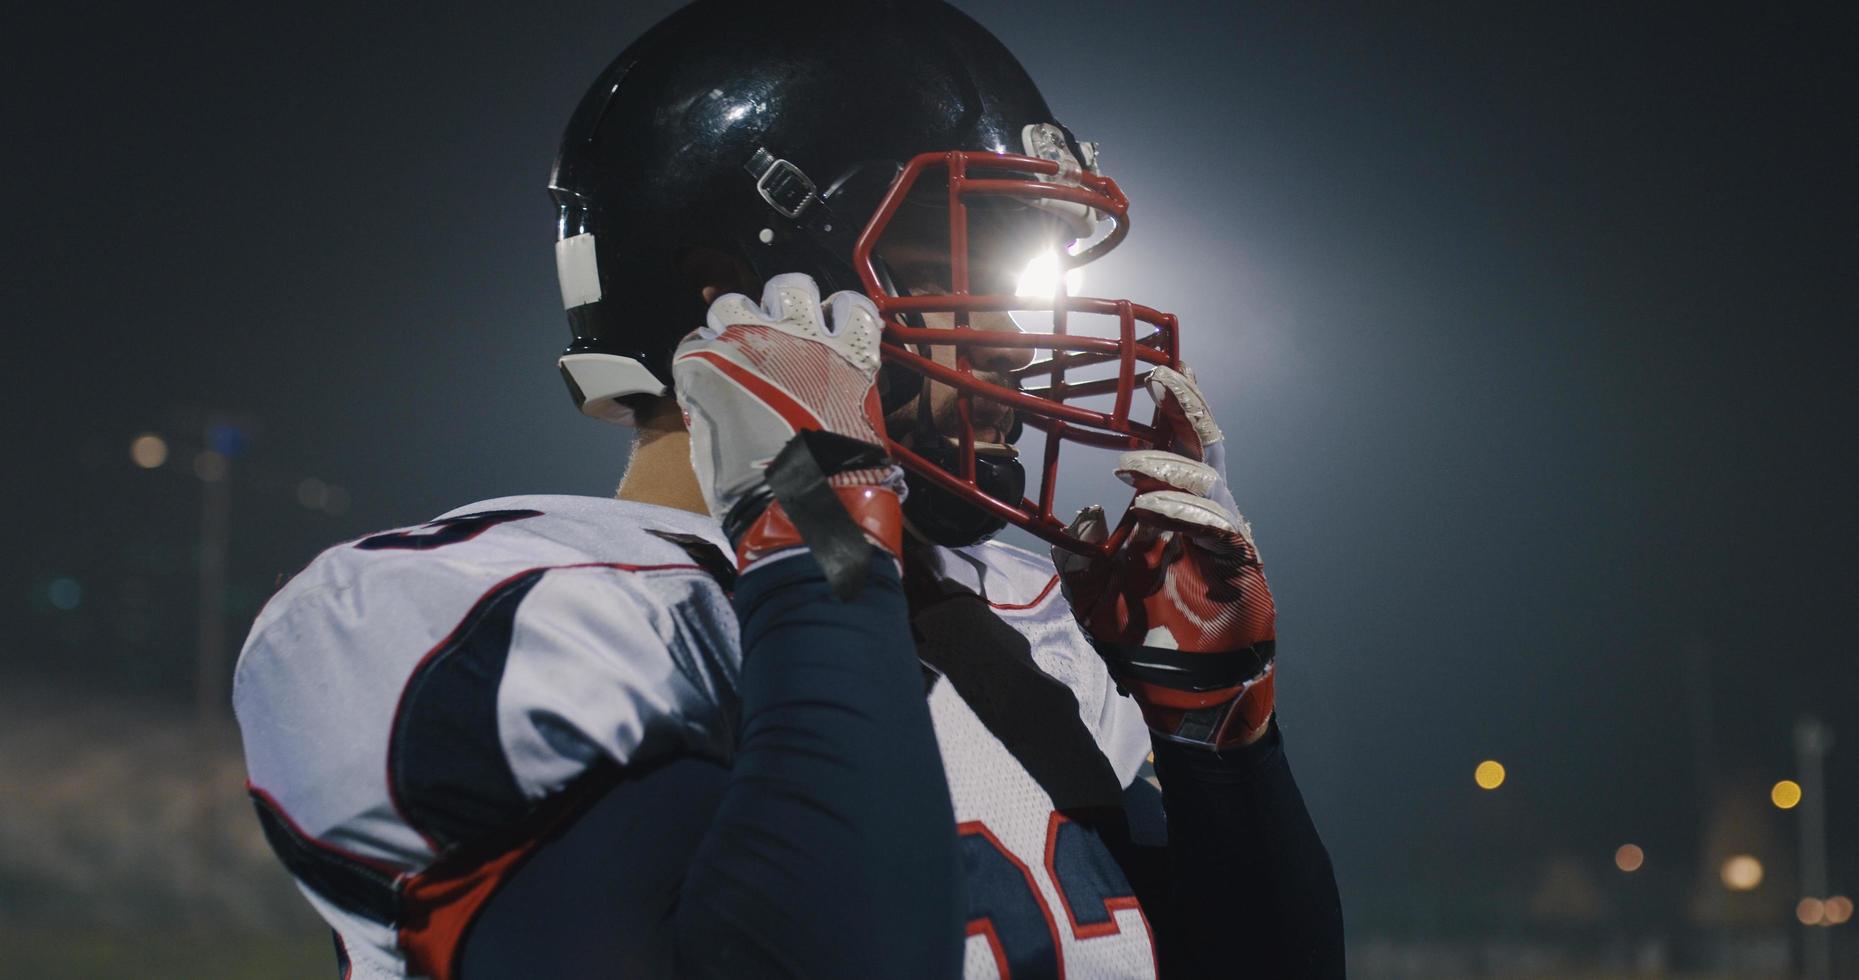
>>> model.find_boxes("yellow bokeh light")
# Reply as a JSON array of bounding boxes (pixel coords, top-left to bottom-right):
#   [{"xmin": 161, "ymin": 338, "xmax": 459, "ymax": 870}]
[
  {"xmin": 129, "ymin": 434, "xmax": 168, "ymax": 469},
  {"xmin": 1771, "ymin": 779, "xmax": 1802, "ymax": 809},
  {"xmin": 1826, "ymin": 895, "xmax": 1853, "ymax": 925},
  {"xmin": 1614, "ymin": 843, "xmax": 1645, "ymax": 873},
  {"xmin": 1474, "ymin": 760, "xmax": 1506, "ymax": 790},
  {"xmin": 1721, "ymin": 854, "xmax": 1763, "ymax": 892},
  {"xmin": 1798, "ymin": 897, "xmax": 1826, "ymax": 925}
]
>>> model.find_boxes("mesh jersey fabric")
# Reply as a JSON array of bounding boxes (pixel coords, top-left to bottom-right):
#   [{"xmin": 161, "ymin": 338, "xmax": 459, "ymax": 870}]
[{"xmin": 235, "ymin": 494, "xmax": 1155, "ymax": 979}]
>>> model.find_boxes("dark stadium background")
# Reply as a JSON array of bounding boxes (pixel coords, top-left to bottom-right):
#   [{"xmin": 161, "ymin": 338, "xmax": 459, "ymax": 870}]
[{"xmin": 5, "ymin": 2, "xmax": 1854, "ymax": 976}]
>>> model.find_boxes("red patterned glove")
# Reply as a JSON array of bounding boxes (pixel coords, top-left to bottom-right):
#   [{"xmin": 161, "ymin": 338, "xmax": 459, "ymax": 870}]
[{"xmin": 1055, "ymin": 365, "xmax": 1277, "ymax": 750}]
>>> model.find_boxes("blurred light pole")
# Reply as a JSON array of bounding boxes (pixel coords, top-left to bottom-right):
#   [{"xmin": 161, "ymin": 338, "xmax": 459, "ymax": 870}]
[
  {"xmin": 1794, "ymin": 716, "xmax": 1833, "ymax": 980},
  {"xmin": 194, "ymin": 415, "xmax": 247, "ymax": 733}
]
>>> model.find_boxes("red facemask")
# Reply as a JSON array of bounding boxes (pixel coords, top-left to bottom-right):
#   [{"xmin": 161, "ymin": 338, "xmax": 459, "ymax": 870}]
[{"xmin": 853, "ymin": 150, "xmax": 1182, "ymax": 557}]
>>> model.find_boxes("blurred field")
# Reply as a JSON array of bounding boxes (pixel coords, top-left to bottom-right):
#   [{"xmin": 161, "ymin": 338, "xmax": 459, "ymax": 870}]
[
  {"xmin": 0, "ymin": 681, "xmax": 1841, "ymax": 978},
  {"xmin": 0, "ymin": 683, "xmax": 330, "ymax": 978},
  {"xmin": 0, "ymin": 930, "xmax": 329, "ymax": 980}
]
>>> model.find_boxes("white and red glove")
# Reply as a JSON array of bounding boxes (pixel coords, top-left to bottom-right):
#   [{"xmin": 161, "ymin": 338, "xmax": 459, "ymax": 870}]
[
  {"xmin": 1055, "ymin": 365, "xmax": 1277, "ymax": 750},
  {"xmin": 673, "ymin": 274, "xmax": 905, "ymax": 585}
]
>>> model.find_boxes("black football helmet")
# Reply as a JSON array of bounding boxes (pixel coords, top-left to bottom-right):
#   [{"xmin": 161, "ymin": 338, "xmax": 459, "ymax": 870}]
[{"xmin": 552, "ymin": 0, "xmax": 1180, "ymax": 553}]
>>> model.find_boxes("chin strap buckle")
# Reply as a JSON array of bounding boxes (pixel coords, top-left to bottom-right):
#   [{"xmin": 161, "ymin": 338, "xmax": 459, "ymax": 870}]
[{"xmin": 747, "ymin": 148, "xmax": 819, "ymax": 220}]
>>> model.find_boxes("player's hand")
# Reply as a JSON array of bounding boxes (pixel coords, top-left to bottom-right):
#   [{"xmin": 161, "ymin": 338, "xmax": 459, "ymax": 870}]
[
  {"xmin": 1054, "ymin": 365, "xmax": 1277, "ymax": 750},
  {"xmin": 673, "ymin": 273, "xmax": 905, "ymax": 577}
]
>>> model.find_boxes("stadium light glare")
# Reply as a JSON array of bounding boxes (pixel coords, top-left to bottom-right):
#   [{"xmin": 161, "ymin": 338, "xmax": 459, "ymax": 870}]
[
  {"xmin": 1014, "ymin": 250, "xmax": 1084, "ymax": 299},
  {"xmin": 1721, "ymin": 854, "xmax": 1763, "ymax": 892},
  {"xmin": 130, "ymin": 433, "xmax": 168, "ymax": 469},
  {"xmin": 1798, "ymin": 897, "xmax": 1826, "ymax": 925},
  {"xmin": 1826, "ymin": 895, "xmax": 1853, "ymax": 925}
]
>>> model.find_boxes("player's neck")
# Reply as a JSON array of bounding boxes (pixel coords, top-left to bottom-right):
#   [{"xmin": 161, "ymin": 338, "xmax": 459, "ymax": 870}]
[{"xmin": 615, "ymin": 398, "xmax": 709, "ymax": 516}]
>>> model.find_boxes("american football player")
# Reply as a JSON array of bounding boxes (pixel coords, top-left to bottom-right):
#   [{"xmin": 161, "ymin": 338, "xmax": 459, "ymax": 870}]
[{"xmin": 234, "ymin": 1, "xmax": 1344, "ymax": 977}]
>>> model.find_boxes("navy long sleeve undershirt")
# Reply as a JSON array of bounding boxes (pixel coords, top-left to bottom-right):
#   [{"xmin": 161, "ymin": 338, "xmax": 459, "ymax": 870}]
[
  {"xmin": 1144, "ymin": 722, "xmax": 1347, "ymax": 978},
  {"xmin": 461, "ymin": 552, "xmax": 962, "ymax": 979},
  {"xmin": 675, "ymin": 551, "xmax": 963, "ymax": 979}
]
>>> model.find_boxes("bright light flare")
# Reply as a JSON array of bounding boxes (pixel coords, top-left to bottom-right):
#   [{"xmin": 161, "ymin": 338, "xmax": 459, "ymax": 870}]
[
  {"xmin": 1014, "ymin": 250, "xmax": 1084, "ymax": 299},
  {"xmin": 1771, "ymin": 779, "xmax": 1802, "ymax": 809},
  {"xmin": 1473, "ymin": 760, "xmax": 1506, "ymax": 790},
  {"xmin": 1614, "ymin": 844, "xmax": 1644, "ymax": 872},
  {"xmin": 1721, "ymin": 854, "xmax": 1763, "ymax": 892},
  {"xmin": 1798, "ymin": 897, "xmax": 1826, "ymax": 925}
]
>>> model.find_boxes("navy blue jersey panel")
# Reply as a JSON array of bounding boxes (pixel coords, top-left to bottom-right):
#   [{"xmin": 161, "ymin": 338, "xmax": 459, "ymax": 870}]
[
  {"xmin": 1050, "ymin": 818, "xmax": 1139, "ymax": 930},
  {"xmin": 249, "ymin": 790, "xmax": 399, "ymax": 926},
  {"xmin": 459, "ymin": 756, "xmax": 730, "ymax": 979},
  {"xmin": 389, "ymin": 570, "xmax": 544, "ymax": 849},
  {"xmin": 960, "ymin": 828, "xmax": 1060, "ymax": 979}
]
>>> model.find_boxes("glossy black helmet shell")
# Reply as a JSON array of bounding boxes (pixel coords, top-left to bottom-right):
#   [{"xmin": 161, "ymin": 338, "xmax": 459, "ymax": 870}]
[{"xmin": 550, "ymin": 0, "xmax": 1082, "ymax": 424}]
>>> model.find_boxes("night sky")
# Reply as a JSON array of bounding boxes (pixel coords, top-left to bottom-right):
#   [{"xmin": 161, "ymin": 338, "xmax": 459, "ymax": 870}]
[{"xmin": 10, "ymin": 1, "xmax": 1855, "ymax": 930}]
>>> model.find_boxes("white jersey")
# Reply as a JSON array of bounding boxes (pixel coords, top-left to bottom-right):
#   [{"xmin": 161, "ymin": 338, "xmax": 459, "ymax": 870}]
[{"xmin": 235, "ymin": 494, "xmax": 1155, "ymax": 979}]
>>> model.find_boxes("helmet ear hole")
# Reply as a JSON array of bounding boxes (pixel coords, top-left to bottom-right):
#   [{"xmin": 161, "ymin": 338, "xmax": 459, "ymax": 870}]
[{"xmin": 676, "ymin": 246, "xmax": 760, "ymax": 305}]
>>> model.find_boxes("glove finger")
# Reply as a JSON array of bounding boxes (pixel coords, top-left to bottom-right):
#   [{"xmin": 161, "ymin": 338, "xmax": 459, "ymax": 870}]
[
  {"xmin": 1115, "ymin": 449, "xmax": 1221, "ymax": 498},
  {"xmin": 703, "ymin": 293, "xmax": 765, "ymax": 337},
  {"xmin": 1148, "ymin": 364, "xmax": 1246, "ymax": 525},
  {"xmin": 1133, "ymin": 490, "xmax": 1259, "ymax": 555},
  {"xmin": 1130, "ymin": 490, "xmax": 1239, "ymax": 537},
  {"xmin": 761, "ymin": 273, "xmax": 825, "ymax": 334},
  {"xmin": 1147, "ymin": 364, "xmax": 1223, "ymax": 460},
  {"xmin": 823, "ymin": 290, "xmax": 884, "ymax": 374}
]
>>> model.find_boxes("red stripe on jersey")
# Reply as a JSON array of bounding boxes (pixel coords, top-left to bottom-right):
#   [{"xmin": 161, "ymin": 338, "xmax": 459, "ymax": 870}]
[
  {"xmin": 397, "ymin": 845, "xmax": 531, "ymax": 980},
  {"xmin": 679, "ymin": 349, "xmax": 823, "ymax": 432}
]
